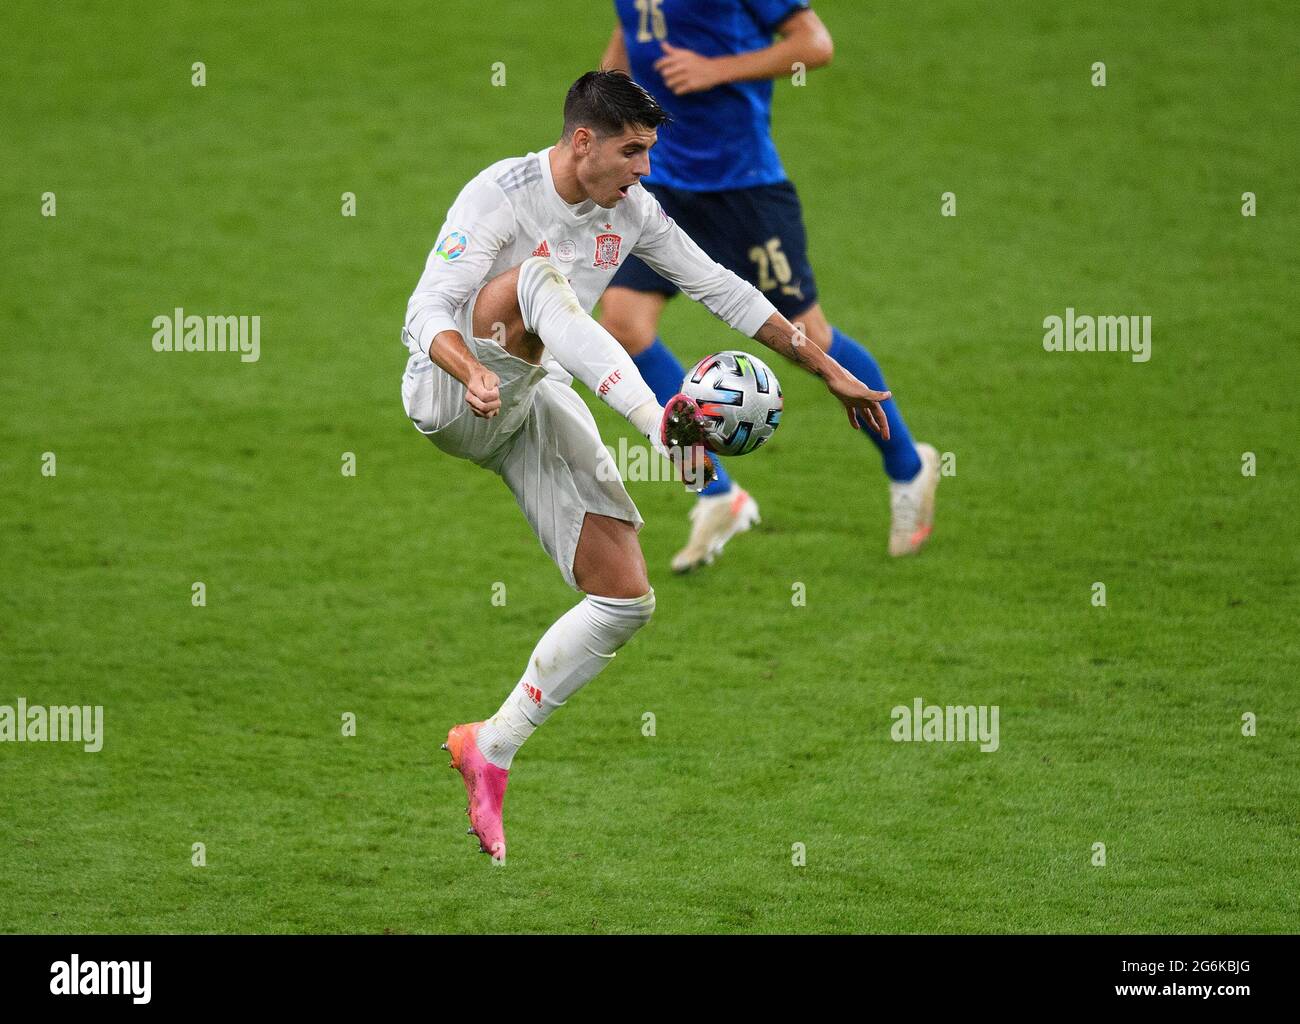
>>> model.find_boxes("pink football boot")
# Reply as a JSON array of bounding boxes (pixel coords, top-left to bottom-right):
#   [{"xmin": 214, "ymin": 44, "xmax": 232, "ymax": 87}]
[
  {"xmin": 660, "ymin": 394, "xmax": 718, "ymax": 491},
  {"xmin": 441, "ymin": 722, "xmax": 508, "ymax": 863}
]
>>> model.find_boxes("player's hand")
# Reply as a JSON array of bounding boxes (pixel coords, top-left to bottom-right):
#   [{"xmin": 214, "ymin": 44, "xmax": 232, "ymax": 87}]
[
  {"xmin": 826, "ymin": 370, "xmax": 891, "ymax": 440},
  {"xmin": 654, "ymin": 42, "xmax": 723, "ymax": 95},
  {"xmin": 465, "ymin": 366, "xmax": 501, "ymax": 418}
]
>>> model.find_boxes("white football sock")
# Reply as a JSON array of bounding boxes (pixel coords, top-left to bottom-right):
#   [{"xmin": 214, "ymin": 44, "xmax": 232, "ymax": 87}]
[
  {"xmin": 516, "ymin": 256, "xmax": 657, "ymax": 421},
  {"xmin": 476, "ymin": 589, "xmax": 656, "ymax": 769}
]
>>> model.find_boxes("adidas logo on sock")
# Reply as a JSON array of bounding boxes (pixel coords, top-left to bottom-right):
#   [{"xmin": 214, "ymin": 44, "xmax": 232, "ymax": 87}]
[{"xmin": 523, "ymin": 683, "xmax": 542, "ymax": 707}]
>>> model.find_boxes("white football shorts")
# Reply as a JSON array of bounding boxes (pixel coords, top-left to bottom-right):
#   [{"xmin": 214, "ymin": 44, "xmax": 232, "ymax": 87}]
[{"xmin": 400, "ymin": 301, "xmax": 643, "ymax": 591}]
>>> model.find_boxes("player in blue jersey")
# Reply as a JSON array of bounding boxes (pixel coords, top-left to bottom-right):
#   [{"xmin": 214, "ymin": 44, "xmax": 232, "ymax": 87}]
[{"xmin": 600, "ymin": 1, "xmax": 939, "ymax": 570}]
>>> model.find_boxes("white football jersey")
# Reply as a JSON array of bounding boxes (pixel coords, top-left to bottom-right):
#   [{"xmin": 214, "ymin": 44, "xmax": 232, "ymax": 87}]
[{"xmin": 403, "ymin": 146, "xmax": 776, "ymax": 357}]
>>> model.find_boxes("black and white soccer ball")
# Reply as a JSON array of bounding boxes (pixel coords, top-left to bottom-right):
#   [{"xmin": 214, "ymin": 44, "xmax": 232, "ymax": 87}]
[{"xmin": 680, "ymin": 350, "xmax": 783, "ymax": 456}]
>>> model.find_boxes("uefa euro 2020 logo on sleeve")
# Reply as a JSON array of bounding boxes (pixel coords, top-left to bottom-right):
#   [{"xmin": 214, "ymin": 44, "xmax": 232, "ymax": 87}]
[{"xmin": 436, "ymin": 231, "xmax": 469, "ymax": 262}]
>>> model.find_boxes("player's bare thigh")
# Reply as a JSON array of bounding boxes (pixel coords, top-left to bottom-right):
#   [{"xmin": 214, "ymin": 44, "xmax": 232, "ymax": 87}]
[
  {"xmin": 599, "ymin": 286, "xmax": 667, "ymax": 356},
  {"xmin": 572, "ymin": 513, "xmax": 650, "ymax": 599},
  {"xmin": 472, "ymin": 269, "xmax": 648, "ymax": 597},
  {"xmin": 470, "ymin": 265, "xmax": 545, "ymax": 364},
  {"xmin": 790, "ymin": 302, "xmax": 834, "ymax": 352}
]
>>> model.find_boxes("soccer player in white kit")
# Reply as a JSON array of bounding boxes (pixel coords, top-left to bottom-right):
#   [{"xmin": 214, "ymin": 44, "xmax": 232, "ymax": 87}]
[{"xmin": 401, "ymin": 71, "xmax": 892, "ymax": 862}]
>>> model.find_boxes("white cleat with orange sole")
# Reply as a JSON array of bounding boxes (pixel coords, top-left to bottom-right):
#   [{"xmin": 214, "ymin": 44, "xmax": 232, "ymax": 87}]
[
  {"xmin": 670, "ymin": 486, "xmax": 761, "ymax": 574},
  {"xmin": 888, "ymin": 442, "xmax": 940, "ymax": 557}
]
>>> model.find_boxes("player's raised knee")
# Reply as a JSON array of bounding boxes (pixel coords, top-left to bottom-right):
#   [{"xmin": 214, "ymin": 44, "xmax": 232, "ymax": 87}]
[
  {"xmin": 518, "ymin": 254, "xmax": 570, "ymax": 298},
  {"xmin": 516, "ymin": 255, "xmax": 579, "ymax": 331}
]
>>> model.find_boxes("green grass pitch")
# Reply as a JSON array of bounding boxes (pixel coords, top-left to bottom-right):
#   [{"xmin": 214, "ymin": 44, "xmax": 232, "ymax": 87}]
[{"xmin": 1, "ymin": 0, "xmax": 1296, "ymax": 933}]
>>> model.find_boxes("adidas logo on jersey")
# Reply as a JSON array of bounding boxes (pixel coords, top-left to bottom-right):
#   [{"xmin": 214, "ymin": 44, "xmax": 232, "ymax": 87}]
[{"xmin": 531, "ymin": 240, "xmax": 551, "ymax": 258}]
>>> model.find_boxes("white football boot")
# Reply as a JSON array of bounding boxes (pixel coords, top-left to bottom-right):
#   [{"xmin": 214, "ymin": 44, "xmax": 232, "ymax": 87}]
[
  {"xmin": 888, "ymin": 442, "xmax": 940, "ymax": 557},
  {"xmin": 670, "ymin": 486, "xmax": 761, "ymax": 573}
]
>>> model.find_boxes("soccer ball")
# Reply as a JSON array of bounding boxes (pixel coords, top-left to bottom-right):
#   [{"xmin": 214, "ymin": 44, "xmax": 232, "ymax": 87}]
[{"xmin": 680, "ymin": 350, "xmax": 783, "ymax": 456}]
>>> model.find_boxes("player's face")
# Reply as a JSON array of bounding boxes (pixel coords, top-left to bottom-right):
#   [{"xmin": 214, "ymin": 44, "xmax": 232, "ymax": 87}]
[{"xmin": 581, "ymin": 126, "xmax": 657, "ymax": 208}]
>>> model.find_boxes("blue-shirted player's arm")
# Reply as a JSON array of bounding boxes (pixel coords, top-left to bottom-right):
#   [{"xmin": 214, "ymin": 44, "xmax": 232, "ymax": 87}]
[
  {"xmin": 601, "ymin": 25, "xmax": 630, "ymax": 74},
  {"xmin": 649, "ymin": 7, "xmax": 833, "ymax": 96}
]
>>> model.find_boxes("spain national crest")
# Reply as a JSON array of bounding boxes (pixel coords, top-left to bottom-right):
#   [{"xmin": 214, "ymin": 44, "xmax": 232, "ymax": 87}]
[{"xmin": 593, "ymin": 232, "xmax": 622, "ymax": 269}]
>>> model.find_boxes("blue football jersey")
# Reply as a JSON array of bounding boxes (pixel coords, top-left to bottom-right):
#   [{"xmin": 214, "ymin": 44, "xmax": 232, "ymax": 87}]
[{"xmin": 613, "ymin": 0, "xmax": 810, "ymax": 192}]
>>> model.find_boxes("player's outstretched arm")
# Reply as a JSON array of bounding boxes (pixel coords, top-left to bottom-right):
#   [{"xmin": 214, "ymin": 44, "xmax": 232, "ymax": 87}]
[
  {"xmin": 653, "ymin": 9, "xmax": 833, "ymax": 95},
  {"xmin": 754, "ymin": 312, "xmax": 892, "ymax": 438},
  {"xmin": 629, "ymin": 193, "xmax": 886, "ymax": 436}
]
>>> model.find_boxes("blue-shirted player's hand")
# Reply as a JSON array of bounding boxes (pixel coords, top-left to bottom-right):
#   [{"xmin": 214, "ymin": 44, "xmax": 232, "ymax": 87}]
[{"xmin": 654, "ymin": 42, "xmax": 724, "ymax": 95}]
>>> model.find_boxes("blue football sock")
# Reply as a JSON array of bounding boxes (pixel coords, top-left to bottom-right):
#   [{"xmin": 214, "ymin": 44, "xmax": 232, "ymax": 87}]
[
  {"xmin": 827, "ymin": 327, "xmax": 922, "ymax": 482},
  {"xmin": 631, "ymin": 338, "xmax": 732, "ymax": 497}
]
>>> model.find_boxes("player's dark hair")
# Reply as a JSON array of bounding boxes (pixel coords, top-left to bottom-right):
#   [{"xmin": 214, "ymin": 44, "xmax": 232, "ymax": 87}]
[{"xmin": 562, "ymin": 70, "xmax": 670, "ymax": 140}]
